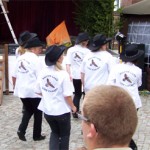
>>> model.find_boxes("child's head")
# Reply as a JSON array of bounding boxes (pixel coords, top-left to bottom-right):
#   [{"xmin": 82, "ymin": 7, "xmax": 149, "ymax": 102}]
[{"xmin": 120, "ymin": 44, "xmax": 144, "ymax": 64}]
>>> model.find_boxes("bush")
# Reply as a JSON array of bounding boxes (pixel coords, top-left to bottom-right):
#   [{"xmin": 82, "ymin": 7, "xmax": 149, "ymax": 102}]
[{"xmin": 73, "ymin": 0, "xmax": 117, "ymax": 37}]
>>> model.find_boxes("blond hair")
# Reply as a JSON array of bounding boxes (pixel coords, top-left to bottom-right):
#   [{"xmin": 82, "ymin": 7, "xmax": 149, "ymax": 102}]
[
  {"xmin": 54, "ymin": 62, "xmax": 63, "ymax": 71},
  {"xmin": 83, "ymin": 85, "xmax": 138, "ymax": 146},
  {"xmin": 17, "ymin": 46, "xmax": 26, "ymax": 55}
]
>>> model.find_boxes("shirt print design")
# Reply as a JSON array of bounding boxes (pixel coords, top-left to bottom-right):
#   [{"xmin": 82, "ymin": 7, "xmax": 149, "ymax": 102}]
[
  {"xmin": 18, "ymin": 59, "xmax": 29, "ymax": 73},
  {"xmin": 72, "ymin": 51, "xmax": 84, "ymax": 63},
  {"xmin": 120, "ymin": 71, "xmax": 136, "ymax": 87},
  {"xmin": 42, "ymin": 75, "xmax": 58, "ymax": 92},
  {"xmin": 45, "ymin": 78, "xmax": 55, "ymax": 88},
  {"xmin": 87, "ymin": 57, "xmax": 101, "ymax": 71}
]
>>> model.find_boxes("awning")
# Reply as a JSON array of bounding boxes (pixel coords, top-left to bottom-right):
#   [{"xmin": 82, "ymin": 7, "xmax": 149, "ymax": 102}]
[{"xmin": 122, "ymin": 0, "xmax": 150, "ymax": 15}]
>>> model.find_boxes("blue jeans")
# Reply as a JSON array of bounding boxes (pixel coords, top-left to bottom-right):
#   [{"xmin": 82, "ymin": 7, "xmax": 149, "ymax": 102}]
[{"xmin": 44, "ymin": 113, "xmax": 71, "ymax": 150}]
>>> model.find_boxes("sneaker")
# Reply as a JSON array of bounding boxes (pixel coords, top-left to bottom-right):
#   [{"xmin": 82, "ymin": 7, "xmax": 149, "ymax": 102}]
[
  {"xmin": 17, "ymin": 131, "xmax": 26, "ymax": 141},
  {"xmin": 33, "ymin": 135, "xmax": 46, "ymax": 141}
]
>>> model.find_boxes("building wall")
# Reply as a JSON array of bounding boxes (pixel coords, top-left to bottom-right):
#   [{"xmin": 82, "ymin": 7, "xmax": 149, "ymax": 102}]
[{"xmin": 121, "ymin": 0, "xmax": 143, "ymax": 7}]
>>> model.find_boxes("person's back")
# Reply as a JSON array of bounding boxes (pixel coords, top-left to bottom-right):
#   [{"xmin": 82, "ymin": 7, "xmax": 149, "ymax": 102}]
[
  {"xmin": 14, "ymin": 51, "xmax": 41, "ymax": 98},
  {"xmin": 37, "ymin": 65, "xmax": 73, "ymax": 115},
  {"xmin": 66, "ymin": 32, "xmax": 90, "ymax": 117},
  {"xmin": 12, "ymin": 37, "xmax": 45, "ymax": 142},
  {"xmin": 107, "ymin": 62, "xmax": 142, "ymax": 109},
  {"xmin": 107, "ymin": 43, "xmax": 143, "ymax": 150},
  {"xmin": 66, "ymin": 45, "xmax": 90, "ymax": 79},
  {"xmin": 35, "ymin": 45, "xmax": 76, "ymax": 150},
  {"xmin": 77, "ymin": 85, "xmax": 137, "ymax": 150},
  {"xmin": 81, "ymin": 50, "xmax": 113, "ymax": 93},
  {"xmin": 81, "ymin": 34, "xmax": 117, "ymax": 93},
  {"xmin": 107, "ymin": 44, "xmax": 143, "ymax": 109}
]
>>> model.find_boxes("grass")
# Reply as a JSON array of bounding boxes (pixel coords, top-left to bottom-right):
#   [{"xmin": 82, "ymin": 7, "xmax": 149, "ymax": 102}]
[{"xmin": 139, "ymin": 90, "xmax": 150, "ymax": 96}]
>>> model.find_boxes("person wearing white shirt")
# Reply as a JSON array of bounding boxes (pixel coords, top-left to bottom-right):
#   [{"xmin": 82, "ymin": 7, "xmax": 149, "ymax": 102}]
[
  {"xmin": 107, "ymin": 44, "xmax": 144, "ymax": 150},
  {"xmin": 15, "ymin": 31, "xmax": 38, "ymax": 114},
  {"xmin": 35, "ymin": 45, "xmax": 76, "ymax": 150},
  {"xmin": 12, "ymin": 37, "xmax": 45, "ymax": 141},
  {"xmin": 66, "ymin": 32, "xmax": 90, "ymax": 118},
  {"xmin": 81, "ymin": 34, "xmax": 117, "ymax": 94}
]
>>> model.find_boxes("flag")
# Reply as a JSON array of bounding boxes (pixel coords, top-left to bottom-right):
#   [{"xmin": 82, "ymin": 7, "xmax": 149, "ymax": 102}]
[{"xmin": 46, "ymin": 21, "xmax": 72, "ymax": 47}]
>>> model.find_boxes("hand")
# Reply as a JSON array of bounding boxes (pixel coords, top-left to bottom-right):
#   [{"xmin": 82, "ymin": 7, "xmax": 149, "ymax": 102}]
[
  {"xmin": 71, "ymin": 105, "xmax": 77, "ymax": 113},
  {"xmin": 70, "ymin": 75, "xmax": 73, "ymax": 81},
  {"xmin": 76, "ymin": 147, "xmax": 87, "ymax": 150}
]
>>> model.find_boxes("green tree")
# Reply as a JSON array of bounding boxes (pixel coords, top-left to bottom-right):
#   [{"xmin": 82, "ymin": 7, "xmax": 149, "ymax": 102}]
[{"xmin": 73, "ymin": 0, "xmax": 116, "ymax": 37}]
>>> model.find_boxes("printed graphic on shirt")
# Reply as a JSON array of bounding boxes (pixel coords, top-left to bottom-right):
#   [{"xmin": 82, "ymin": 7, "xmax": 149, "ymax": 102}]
[
  {"xmin": 120, "ymin": 71, "xmax": 136, "ymax": 86},
  {"xmin": 42, "ymin": 75, "xmax": 58, "ymax": 92},
  {"xmin": 45, "ymin": 79, "xmax": 55, "ymax": 88},
  {"xmin": 18, "ymin": 59, "xmax": 29, "ymax": 73},
  {"xmin": 87, "ymin": 57, "xmax": 101, "ymax": 71},
  {"xmin": 72, "ymin": 51, "xmax": 84, "ymax": 63}
]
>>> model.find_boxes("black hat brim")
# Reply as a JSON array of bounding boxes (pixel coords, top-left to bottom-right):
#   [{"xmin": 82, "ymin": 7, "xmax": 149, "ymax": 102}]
[
  {"xmin": 120, "ymin": 50, "xmax": 144, "ymax": 62},
  {"xmin": 24, "ymin": 42, "xmax": 45, "ymax": 49},
  {"xmin": 45, "ymin": 48, "xmax": 65, "ymax": 66},
  {"xmin": 75, "ymin": 37, "xmax": 89, "ymax": 44},
  {"xmin": 45, "ymin": 55, "xmax": 55, "ymax": 66},
  {"xmin": 88, "ymin": 41, "xmax": 100, "ymax": 51},
  {"xmin": 18, "ymin": 33, "xmax": 37, "ymax": 46},
  {"xmin": 88, "ymin": 38, "xmax": 112, "ymax": 51}
]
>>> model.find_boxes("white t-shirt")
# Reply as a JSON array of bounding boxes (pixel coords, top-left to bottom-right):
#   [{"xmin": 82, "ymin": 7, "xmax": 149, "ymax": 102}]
[
  {"xmin": 13, "ymin": 51, "xmax": 42, "ymax": 98},
  {"xmin": 107, "ymin": 62, "xmax": 142, "ymax": 109},
  {"xmin": 66, "ymin": 45, "xmax": 90, "ymax": 79},
  {"xmin": 81, "ymin": 50, "xmax": 116, "ymax": 93},
  {"xmin": 35, "ymin": 66, "xmax": 74, "ymax": 116}
]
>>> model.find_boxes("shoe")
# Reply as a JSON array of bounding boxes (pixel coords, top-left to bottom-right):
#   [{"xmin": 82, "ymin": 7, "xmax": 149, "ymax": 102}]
[
  {"xmin": 33, "ymin": 135, "xmax": 46, "ymax": 141},
  {"xmin": 17, "ymin": 131, "xmax": 26, "ymax": 141}
]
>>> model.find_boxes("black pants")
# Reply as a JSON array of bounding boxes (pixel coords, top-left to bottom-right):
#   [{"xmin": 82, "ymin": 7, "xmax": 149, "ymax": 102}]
[
  {"xmin": 73, "ymin": 79, "xmax": 82, "ymax": 112},
  {"xmin": 129, "ymin": 139, "xmax": 137, "ymax": 150},
  {"xmin": 18, "ymin": 97, "xmax": 42, "ymax": 139},
  {"xmin": 129, "ymin": 108, "xmax": 139, "ymax": 150},
  {"xmin": 44, "ymin": 113, "xmax": 71, "ymax": 150}
]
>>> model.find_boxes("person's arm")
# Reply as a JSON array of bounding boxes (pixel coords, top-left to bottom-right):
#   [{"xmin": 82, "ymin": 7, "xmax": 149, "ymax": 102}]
[
  {"xmin": 106, "ymin": 67, "xmax": 117, "ymax": 85},
  {"xmin": 65, "ymin": 96, "xmax": 76, "ymax": 113},
  {"xmin": 35, "ymin": 92, "xmax": 42, "ymax": 96},
  {"xmin": 66, "ymin": 64, "xmax": 72, "ymax": 81},
  {"xmin": 81, "ymin": 72, "xmax": 85, "ymax": 89},
  {"xmin": 137, "ymin": 69, "xmax": 142, "ymax": 87},
  {"xmin": 12, "ymin": 76, "xmax": 16, "ymax": 90}
]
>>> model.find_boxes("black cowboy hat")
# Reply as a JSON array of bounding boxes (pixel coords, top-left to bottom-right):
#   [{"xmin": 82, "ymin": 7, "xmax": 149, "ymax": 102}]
[
  {"xmin": 45, "ymin": 45, "xmax": 66, "ymax": 66},
  {"xmin": 88, "ymin": 34, "xmax": 112, "ymax": 51},
  {"xmin": 75, "ymin": 32, "xmax": 89, "ymax": 44},
  {"xmin": 24, "ymin": 37, "xmax": 45, "ymax": 49},
  {"xmin": 120, "ymin": 44, "xmax": 144, "ymax": 62},
  {"xmin": 18, "ymin": 31, "xmax": 37, "ymax": 46},
  {"xmin": 59, "ymin": 45, "xmax": 67, "ymax": 51}
]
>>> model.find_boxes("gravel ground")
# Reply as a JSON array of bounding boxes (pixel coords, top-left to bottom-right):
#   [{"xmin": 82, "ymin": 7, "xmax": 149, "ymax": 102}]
[{"xmin": 0, "ymin": 93, "xmax": 150, "ymax": 150}]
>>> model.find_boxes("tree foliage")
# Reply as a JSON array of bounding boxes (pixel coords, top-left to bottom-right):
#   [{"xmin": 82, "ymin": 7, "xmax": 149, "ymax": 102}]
[{"xmin": 73, "ymin": 0, "xmax": 117, "ymax": 37}]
